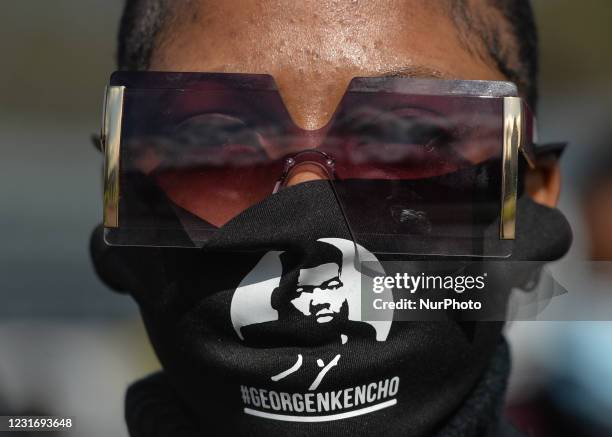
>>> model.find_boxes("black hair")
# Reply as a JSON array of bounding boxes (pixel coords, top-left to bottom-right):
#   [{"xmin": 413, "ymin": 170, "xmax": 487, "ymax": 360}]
[
  {"xmin": 448, "ymin": 0, "xmax": 539, "ymax": 108},
  {"xmin": 117, "ymin": 0, "xmax": 169, "ymax": 75},
  {"xmin": 117, "ymin": 0, "xmax": 538, "ymax": 108},
  {"xmin": 271, "ymin": 241, "xmax": 344, "ymax": 311}
]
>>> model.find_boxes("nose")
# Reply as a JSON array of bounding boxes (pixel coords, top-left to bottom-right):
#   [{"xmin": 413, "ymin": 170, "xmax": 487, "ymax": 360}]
[
  {"xmin": 285, "ymin": 163, "xmax": 329, "ymax": 187},
  {"xmin": 310, "ymin": 298, "xmax": 330, "ymax": 310}
]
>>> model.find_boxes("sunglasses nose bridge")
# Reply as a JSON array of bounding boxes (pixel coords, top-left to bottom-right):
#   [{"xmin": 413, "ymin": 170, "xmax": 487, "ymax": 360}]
[{"xmin": 273, "ymin": 150, "xmax": 336, "ymax": 191}]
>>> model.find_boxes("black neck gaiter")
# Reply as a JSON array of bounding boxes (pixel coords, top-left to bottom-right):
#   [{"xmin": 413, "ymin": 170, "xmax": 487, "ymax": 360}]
[{"xmin": 91, "ymin": 181, "xmax": 571, "ymax": 436}]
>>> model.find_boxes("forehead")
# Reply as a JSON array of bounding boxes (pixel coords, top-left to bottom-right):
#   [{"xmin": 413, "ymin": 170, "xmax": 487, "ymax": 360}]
[
  {"xmin": 152, "ymin": 0, "xmax": 506, "ymax": 129},
  {"xmin": 298, "ymin": 263, "xmax": 340, "ymax": 286}
]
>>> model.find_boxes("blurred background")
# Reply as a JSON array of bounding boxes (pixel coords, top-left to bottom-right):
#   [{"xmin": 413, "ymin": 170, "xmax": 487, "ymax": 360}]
[
  {"xmin": 0, "ymin": 2, "xmax": 157, "ymax": 436},
  {"xmin": 0, "ymin": 1, "xmax": 610, "ymax": 436}
]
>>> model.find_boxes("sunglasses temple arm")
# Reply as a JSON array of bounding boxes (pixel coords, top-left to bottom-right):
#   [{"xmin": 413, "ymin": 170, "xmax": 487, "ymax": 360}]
[
  {"xmin": 522, "ymin": 102, "xmax": 570, "ymax": 165},
  {"xmin": 520, "ymin": 102, "xmax": 537, "ymax": 169}
]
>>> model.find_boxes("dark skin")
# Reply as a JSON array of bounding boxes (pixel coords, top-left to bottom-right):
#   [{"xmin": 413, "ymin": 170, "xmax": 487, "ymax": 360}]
[
  {"xmin": 584, "ymin": 179, "xmax": 612, "ymax": 261},
  {"xmin": 150, "ymin": 0, "xmax": 559, "ymax": 207}
]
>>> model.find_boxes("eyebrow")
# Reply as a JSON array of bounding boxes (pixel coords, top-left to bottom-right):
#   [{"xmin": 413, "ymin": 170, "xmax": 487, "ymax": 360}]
[{"xmin": 297, "ymin": 276, "xmax": 342, "ymax": 288}]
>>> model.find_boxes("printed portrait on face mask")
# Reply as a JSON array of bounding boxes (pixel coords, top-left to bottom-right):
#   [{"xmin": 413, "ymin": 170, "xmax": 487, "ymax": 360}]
[
  {"xmin": 230, "ymin": 238, "xmax": 392, "ymax": 347},
  {"xmin": 291, "ymin": 260, "xmax": 348, "ymax": 325},
  {"xmin": 228, "ymin": 237, "xmax": 393, "ymax": 394}
]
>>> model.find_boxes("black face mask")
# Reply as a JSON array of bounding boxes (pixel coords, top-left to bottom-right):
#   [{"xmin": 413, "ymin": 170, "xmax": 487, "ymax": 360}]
[{"xmin": 91, "ymin": 181, "xmax": 571, "ymax": 436}]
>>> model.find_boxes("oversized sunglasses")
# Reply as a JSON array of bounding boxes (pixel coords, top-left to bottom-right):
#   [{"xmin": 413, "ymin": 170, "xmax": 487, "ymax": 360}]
[{"xmin": 100, "ymin": 71, "xmax": 543, "ymax": 257}]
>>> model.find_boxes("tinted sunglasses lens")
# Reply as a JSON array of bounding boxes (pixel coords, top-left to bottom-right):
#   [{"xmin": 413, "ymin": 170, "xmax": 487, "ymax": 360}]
[
  {"xmin": 104, "ymin": 85, "xmax": 287, "ymax": 247},
  {"xmin": 326, "ymin": 94, "xmax": 511, "ymax": 257},
  {"xmin": 104, "ymin": 74, "xmax": 516, "ymax": 256}
]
